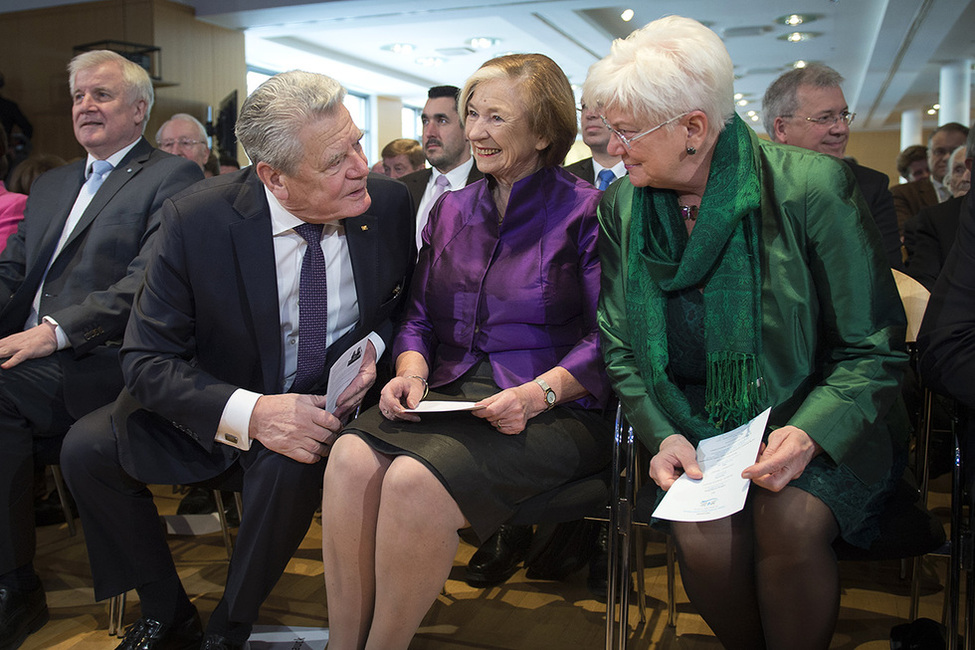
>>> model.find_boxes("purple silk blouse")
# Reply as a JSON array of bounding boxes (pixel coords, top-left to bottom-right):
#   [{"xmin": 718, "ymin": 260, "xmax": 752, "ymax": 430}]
[{"xmin": 393, "ymin": 165, "xmax": 611, "ymax": 410}]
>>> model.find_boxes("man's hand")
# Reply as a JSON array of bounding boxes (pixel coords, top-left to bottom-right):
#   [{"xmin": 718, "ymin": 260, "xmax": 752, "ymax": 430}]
[
  {"xmin": 333, "ymin": 341, "xmax": 378, "ymax": 421},
  {"xmin": 649, "ymin": 434, "xmax": 703, "ymax": 491},
  {"xmin": 0, "ymin": 322, "xmax": 59, "ymax": 369},
  {"xmin": 249, "ymin": 393, "xmax": 341, "ymax": 463},
  {"xmin": 742, "ymin": 425, "xmax": 821, "ymax": 492}
]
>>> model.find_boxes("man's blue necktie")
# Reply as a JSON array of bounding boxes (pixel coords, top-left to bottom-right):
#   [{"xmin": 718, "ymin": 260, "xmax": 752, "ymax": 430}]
[
  {"xmin": 292, "ymin": 222, "xmax": 327, "ymax": 393},
  {"xmin": 597, "ymin": 168, "xmax": 616, "ymax": 191}
]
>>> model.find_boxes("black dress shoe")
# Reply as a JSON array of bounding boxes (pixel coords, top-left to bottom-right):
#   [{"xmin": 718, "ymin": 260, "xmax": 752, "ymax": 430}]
[
  {"xmin": 34, "ymin": 488, "xmax": 76, "ymax": 527},
  {"xmin": 0, "ymin": 584, "xmax": 49, "ymax": 650},
  {"xmin": 115, "ymin": 610, "xmax": 204, "ymax": 650},
  {"xmin": 464, "ymin": 524, "xmax": 534, "ymax": 588},
  {"xmin": 587, "ymin": 522, "xmax": 610, "ymax": 597},
  {"xmin": 200, "ymin": 634, "xmax": 245, "ymax": 649}
]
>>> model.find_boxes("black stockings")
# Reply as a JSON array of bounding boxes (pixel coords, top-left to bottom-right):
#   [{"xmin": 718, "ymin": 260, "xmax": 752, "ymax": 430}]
[{"xmin": 671, "ymin": 486, "xmax": 840, "ymax": 650}]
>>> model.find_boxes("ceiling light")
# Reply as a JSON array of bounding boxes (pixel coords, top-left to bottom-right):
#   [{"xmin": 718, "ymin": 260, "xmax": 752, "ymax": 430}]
[
  {"xmin": 468, "ymin": 37, "xmax": 501, "ymax": 49},
  {"xmin": 793, "ymin": 60, "xmax": 807, "ymax": 69},
  {"xmin": 621, "ymin": 9, "xmax": 634, "ymax": 22},
  {"xmin": 381, "ymin": 43, "xmax": 416, "ymax": 55},
  {"xmin": 927, "ymin": 108, "xmax": 937, "ymax": 115},
  {"xmin": 746, "ymin": 110, "xmax": 757, "ymax": 117},
  {"xmin": 734, "ymin": 92, "xmax": 744, "ymax": 100},
  {"xmin": 750, "ymin": 115, "xmax": 760, "ymax": 122},
  {"xmin": 933, "ymin": 104, "xmax": 941, "ymax": 110},
  {"xmin": 737, "ymin": 99, "xmax": 749, "ymax": 106},
  {"xmin": 777, "ymin": 13, "xmax": 819, "ymax": 26},
  {"xmin": 778, "ymin": 31, "xmax": 820, "ymax": 43},
  {"xmin": 415, "ymin": 56, "xmax": 445, "ymax": 67}
]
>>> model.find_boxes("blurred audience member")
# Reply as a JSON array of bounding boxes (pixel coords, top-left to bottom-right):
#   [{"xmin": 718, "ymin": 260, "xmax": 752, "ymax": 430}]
[
  {"xmin": 893, "ymin": 122, "xmax": 969, "ymax": 233},
  {"xmin": 0, "ymin": 128, "xmax": 26, "ymax": 253},
  {"xmin": 371, "ymin": 160, "xmax": 386, "ymax": 175},
  {"xmin": 203, "ymin": 150, "xmax": 220, "ymax": 178},
  {"xmin": 7, "ymin": 154, "xmax": 67, "ymax": 195},
  {"xmin": 381, "ymin": 138, "xmax": 424, "ymax": 178},
  {"xmin": 0, "ymin": 72, "xmax": 32, "ymax": 141},
  {"xmin": 896, "ymin": 145, "xmax": 929, "ymax": 184},
  {"xmin": 763, "ymin": 64, "xmax": 901, "ymax": 269},
  {"xmin": 946, "ymin": 145, "xmax": 970, "ymax": 198},
  {"xmin": 218, "ymin": 154, "xmax": 240, "ymax": 176},
  {"xmin": 156, "ymin": 113, "xmax": 210, "ymax": 171}
]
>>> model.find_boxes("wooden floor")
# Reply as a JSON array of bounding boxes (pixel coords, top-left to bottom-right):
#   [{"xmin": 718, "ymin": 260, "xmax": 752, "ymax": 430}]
[{"xmin": 22, "ymin": 479, "xmax": 954, "ymax": 650}]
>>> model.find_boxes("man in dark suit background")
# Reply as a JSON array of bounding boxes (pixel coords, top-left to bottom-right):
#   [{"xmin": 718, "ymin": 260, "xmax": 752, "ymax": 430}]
[
  {"xmin": 763, "ymin": 64, "xmax": 903, "ymax": 270},
  {"xmin": 563, "ymin": 98, "xmax": 624, "ymax": 189},
  {"xmin": 62, "ymin": 70, "xmax": 413, "ymax": 650},
  {"xmin": 399, "ymin": 85, "xmax": 482, "ymax": 252},
  {"xmin": 0, "ymin": 50, "xmax": 202, "ymax": 648},
  {"xmin": 905, "ymin": 125, "xmax": 974, "ymax": 290},
  {"xmin": 893, "ymin": 122, "xmax": 969, "ymax": 234}
]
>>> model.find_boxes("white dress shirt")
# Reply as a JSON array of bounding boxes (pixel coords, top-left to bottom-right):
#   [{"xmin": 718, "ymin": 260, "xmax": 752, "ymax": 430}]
[
  {"xmin": 215, "ymin": 186, "xmax": 384, "ymax": 450},
  {"xmin": 591, "ymin": 159, "xmax": 627, "ymax": 186},
  {"xmin": 414, "ymin": 156, "xmax": 476, "ymax": 251}
]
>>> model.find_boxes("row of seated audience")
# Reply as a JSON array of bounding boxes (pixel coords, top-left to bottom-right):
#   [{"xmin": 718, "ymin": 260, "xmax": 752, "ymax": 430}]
[{"xmin": 0, "ymin": 16, "xmax": 970, "ymax": 650}]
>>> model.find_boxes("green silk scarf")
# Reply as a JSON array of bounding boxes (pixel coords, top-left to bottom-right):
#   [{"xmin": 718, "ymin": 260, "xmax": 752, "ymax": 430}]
[{"xmin": 624, "ymin": 114, "xmax": 766, "ymax": 440}]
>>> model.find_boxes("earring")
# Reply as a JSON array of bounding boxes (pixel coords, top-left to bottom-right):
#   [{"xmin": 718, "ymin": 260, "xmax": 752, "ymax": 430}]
[{"xmin": 686, "ymin": 146, "xmax": 697, "ymax": 155}]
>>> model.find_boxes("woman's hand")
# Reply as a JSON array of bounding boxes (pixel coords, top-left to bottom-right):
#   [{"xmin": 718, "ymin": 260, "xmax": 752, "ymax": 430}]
[
  {"xmin": 649, "ymin": 434, "xmax": 703, "ymax": 490},
  {"xmin": 378, "ymin": 375, "xmax": 427, "ymax": 423},
  {"xmin": 741, "ymin": 425, "xmax": 822, "ymax": 492},
  {"xmin": 472, "ymin": 384, "xmax": 544, "ymax": 435}
]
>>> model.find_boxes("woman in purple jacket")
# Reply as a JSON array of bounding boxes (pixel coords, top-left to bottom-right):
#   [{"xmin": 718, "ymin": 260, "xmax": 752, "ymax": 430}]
[{"xmin": 321, "ymin": 53, "xmax": 612, "ymax": 650}]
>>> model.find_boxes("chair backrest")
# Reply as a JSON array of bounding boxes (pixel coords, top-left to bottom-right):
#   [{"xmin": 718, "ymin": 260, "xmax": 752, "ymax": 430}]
[{"xmin": 892, "ymin": 268, "xmax": 930, "ymax": 344}]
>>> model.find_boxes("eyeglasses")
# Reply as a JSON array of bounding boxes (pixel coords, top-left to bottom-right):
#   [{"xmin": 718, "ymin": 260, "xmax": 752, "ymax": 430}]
[
  {"xmin": 158, "ymin": 138, "xmax": 206, "ymax": 150},
  {"xmin": 600, "ymin": 112, "xmax": 688, "ymax": 149},
  {"xmin": 783, "ymin": 111, "xmax": 856, "ymax": 127}
]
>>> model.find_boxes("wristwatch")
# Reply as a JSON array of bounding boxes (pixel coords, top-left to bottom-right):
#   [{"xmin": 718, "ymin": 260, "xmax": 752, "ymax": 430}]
[{"xmin": 533, "ymin": 378, "xmax": 556, "ymax": 410}]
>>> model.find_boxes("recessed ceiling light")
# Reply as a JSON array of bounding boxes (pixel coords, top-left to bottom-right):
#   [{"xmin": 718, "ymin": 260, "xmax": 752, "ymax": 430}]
[
  {"xmin": 468, "ymin": 37, "xmax": 501, "ymax": 49},
  {"xmin": 793, "ymin": 60, "xmax": 807, "ymax": 69},
  {"xmin": 621, "ymin": 9, "xmax": 634, "ymax": 22},
  {"xmin": 750, "ymin": 115, "xmax": 760, "ymax": 122},
  {"xmin": 777, "ymin": 13, "xmax": 819, "ymax": 26},
  {"xmin": 737, "ymin": 99, "xmax": 749, "ymax": 107},
  {"xmin": 746, "ymin": 110, "xmax": 757, "ymax": 117},
  {"xmin": 416, "ymin": 56, "xmax": 445, "ymax": 67},
  {"xmin": 927, "ymin": 108, "xmax": 937, "ymax": 115},
  {"xmin": 734, "ymin": 92, "xmax": 744, "ymax": 100},
  {"xmin": 381, "ymin": 43, "xmax": 416, "ymax": 55},
  {"xmin": 778, "ymin": 31, "xmax": 820, "ymax": 43},
  {"xmin": 933, "ymin": 104, "xmax": 941, "ymax": 110}
]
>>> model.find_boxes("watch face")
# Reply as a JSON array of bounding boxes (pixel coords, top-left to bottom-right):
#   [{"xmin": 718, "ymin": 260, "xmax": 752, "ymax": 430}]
[{"xmin": 546, "ymin": 391, "xmax": 556, "ymax": 405}]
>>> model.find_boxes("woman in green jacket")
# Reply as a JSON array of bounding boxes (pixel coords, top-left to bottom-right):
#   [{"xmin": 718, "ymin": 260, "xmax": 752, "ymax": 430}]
[{"xmin": 585, "ymin": 16, "xmax": 909, "ymax": 650}]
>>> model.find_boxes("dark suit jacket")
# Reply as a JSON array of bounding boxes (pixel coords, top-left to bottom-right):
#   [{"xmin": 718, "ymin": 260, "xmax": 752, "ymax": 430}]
[
  {"xmin": 892, "ymin": 177, "xmax": 940, "ymax": 235},
  {"xmin": 917, "ymin": 189, "xmax": 975, "ymax": 407},
  {"xmin": 0, "ymin": 137, "xmax": 202, "ymax": 417},
  {"xmin": 845, "ymin": 161, "xmax": 903, "ymax": 270},
  {"xmin": 399, "ymin": 163, "xmax": 483, "ymax": 215},
  {"xmin": 112, "ymin": 168, "xmax": 414, "ymax": 484},
  {"xmin": 904, "ymin": 195, "xmax": 966, "ymax": 291},
  {"xmin": 563, "ymin": 157, "xmax": 595, "ymax": 185}
]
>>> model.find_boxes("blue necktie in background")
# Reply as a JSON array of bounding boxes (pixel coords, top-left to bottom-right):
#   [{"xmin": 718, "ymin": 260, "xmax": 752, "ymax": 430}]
[
  {"xmin": 292, "ymin": 222, "xmax": 328, "ymax": 393},
  {"xmin": 597, "ymin": 168, "xmax": 616, "ymax": 191}
]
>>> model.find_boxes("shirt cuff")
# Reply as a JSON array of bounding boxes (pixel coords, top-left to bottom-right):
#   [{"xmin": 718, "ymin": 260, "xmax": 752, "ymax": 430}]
[
  {"xmin": 215, "ymin": 388, "xmax": 261, "ymax": 451},
  {"xmin": 367, "ymin": 331, "xmax": 385, "ymax": 361},
  {"xmin": 41, "ymin": 316, "xmax": 69, "ymax": 350}
]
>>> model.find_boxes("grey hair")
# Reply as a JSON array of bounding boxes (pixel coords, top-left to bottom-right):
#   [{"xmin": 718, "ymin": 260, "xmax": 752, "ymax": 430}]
[
  {"xmin": 762, "ymin": 64, "xmax": 844, "ymax": 139},
  {"xmin": 582, "ymin": 16, "xmax": 735, "ymax": 139},
  {"xmin": 155, "ymin": 113, "xmax": 208, "ymax": 144},
  {"xmin": 68, "ymin": 50, "xmax": 154, "ymax": 131},
  {"xmin": 235, "ymin": 70, "xmax": 346, "ymax": 174}
]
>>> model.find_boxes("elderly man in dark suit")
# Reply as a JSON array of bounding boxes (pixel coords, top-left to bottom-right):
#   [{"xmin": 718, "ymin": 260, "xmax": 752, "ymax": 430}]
[
  {"xmin": 763, "ymin": 64, "xmax": 903, "ymax": 270},
  {"xmin": 62, "ymin": 70, "xmax": 413, "ymax": 650},
  {"xmin": 0, "ymin": 50, "xmax": 201, "ymax": 648},
  {"xmin": 398, "ymin": 85, "xmax": 482, "ymax": 252}
]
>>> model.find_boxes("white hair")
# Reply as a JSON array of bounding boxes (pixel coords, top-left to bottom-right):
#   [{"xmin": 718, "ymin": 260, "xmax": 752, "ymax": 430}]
[
  {"xmin": 68, "ymin": 50, "xmax": 154, "ymax": 131},
  {"xmin": 582, "ymin": 15, "xmax": 735, "ymax": 138},
  {"xmin": 155, "ymin": 113, "xmax": 208, "ymax": 143}
]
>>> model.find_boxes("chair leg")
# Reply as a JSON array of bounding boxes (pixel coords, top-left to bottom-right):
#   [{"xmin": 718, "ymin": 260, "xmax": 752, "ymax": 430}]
[
  {"xmin": 49, "ymin": 465, "xmax": 76, "ymax": 537},
  {"xmin": 948, "ymin": 432, "xmax": 963, "ymax": 650},
  {"xmin": 108, "ymin": 592, "xmax": 126, "ymax": 636},
  {"xmin": 666, "ymin": 535, "xmax": 677, "ymax": 628},
  {"xmin": 213, "ymin": 489, "xmax": 233, "ymax": 560},
  {"xmin": 632, "ymin": 526, "xmax": 647, "ymax": 625}
]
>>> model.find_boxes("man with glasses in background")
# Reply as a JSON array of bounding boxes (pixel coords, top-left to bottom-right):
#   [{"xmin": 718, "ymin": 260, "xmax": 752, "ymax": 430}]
[
  {"xmin": 764, "ymin": 64, "xmax": 902, "ymax": 269},
  {"xmin": 157, "ymin": 113, "xmax": 210, "ymax": 172},
  {"xmin": 892, "ymin": 122, "xmax": 970, "ymax": 234}
]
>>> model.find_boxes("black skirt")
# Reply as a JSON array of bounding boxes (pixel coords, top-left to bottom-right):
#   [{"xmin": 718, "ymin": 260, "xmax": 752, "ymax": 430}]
[{"xmin": 343, "ymin": 361, "xmax": 612, "ymax": 542}]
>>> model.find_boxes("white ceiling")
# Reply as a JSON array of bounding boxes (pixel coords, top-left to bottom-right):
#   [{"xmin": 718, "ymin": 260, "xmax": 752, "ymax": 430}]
[{"xmin": 189, "ymin": 0, "xmax": 975, "ymax": 133}]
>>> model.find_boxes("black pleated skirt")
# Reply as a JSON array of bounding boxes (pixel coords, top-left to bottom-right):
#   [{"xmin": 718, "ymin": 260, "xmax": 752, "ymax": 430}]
[{"xmin": 343, "ymin": 361, "xmax": 612, "ymax": 542}]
